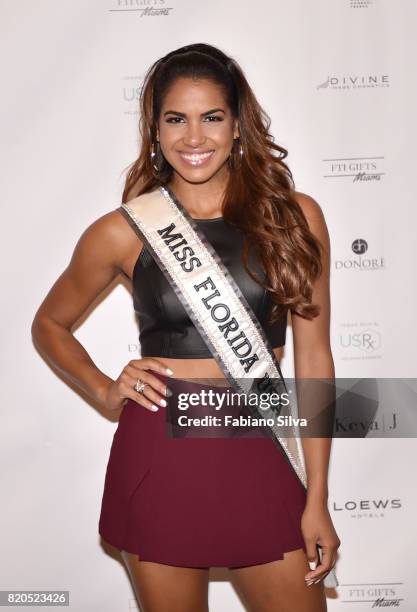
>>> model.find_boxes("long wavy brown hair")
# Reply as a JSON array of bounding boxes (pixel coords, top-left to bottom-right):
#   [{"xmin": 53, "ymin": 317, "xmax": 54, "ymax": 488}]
[{"xmin": 121, "ymin": 43, "xmax": 322, "ymax": 323}]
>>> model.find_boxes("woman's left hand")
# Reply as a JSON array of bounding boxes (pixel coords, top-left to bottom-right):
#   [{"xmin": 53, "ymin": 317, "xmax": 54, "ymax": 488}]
[{"xmin": 300, "ymin": 501, "xmax": 341, "ymax": 586}]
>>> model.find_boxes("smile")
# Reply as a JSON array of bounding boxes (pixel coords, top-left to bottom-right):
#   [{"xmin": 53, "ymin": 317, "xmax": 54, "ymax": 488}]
[{"xmin": 178, "ymin": 150, "xmax": 214, "ymax": 167}]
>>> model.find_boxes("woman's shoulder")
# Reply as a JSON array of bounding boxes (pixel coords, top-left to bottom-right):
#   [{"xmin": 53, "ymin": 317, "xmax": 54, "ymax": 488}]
[
  {"xmin": 291, "ymin": 190, "xmax": 324, "ymax": 220},
  {"xmin": 71, "ymin": 207, "xmax": 142, "ymax": 277},
  {"xmin": 83, "ymin": 206, "xmax": 140, "ymax": 245},
  {"xmin": 291, "ymin": 190, "xmax": 330, "ymax": 251}
]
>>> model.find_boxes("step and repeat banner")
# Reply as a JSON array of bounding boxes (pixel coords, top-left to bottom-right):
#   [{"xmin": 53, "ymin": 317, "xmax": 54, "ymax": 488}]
[{"xmin": 1, "ymin": 0, "xmax": 416, "ymax": 610}]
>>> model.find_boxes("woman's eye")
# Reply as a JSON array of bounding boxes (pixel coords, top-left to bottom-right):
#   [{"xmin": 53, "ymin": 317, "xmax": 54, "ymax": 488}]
[{"xmin": 165, "ymin": 115, "xmax": 223, "ymax": 124}]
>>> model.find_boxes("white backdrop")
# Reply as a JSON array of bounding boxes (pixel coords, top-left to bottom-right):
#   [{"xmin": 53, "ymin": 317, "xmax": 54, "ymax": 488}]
[{"xmin": 1, "ymin": 0, "xmax": 416, "ymax": 610}]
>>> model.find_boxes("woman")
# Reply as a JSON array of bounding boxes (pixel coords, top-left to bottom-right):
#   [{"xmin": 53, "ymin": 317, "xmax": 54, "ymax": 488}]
[{"xmin": 32, "ymin": 43, "xmax": 340, "ymax": 611}]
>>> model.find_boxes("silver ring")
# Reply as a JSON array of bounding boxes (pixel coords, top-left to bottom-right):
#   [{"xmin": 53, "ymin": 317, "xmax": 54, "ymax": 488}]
[{"xmin": 134, "ymin": 379, "xmax": 146, "ymax": 394}]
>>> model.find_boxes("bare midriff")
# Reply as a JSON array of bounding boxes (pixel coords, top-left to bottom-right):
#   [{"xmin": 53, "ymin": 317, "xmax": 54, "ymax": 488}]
[{"xmin": 144, "ymin": 346, "xmax": 285, "ymax": 380}]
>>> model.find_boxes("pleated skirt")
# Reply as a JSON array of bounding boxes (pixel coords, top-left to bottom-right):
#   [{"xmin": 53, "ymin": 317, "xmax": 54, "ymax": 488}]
[{"xmin": 98, "ymin": 372, "xmax": 307, "ymax": 568}]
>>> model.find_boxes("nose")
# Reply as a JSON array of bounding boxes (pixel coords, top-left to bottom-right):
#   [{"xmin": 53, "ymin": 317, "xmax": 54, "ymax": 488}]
[{"xmin": 182, "ymin": 119, "xmax": 206, "ymax": 148}]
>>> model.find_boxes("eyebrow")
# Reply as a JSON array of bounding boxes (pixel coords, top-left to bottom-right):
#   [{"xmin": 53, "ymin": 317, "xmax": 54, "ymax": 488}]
[{"xmin": 163, "ymin": 108, "xmax": 226, "ymax": 117}]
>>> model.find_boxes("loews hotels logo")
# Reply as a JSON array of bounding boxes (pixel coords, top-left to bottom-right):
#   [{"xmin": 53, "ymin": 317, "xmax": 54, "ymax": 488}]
[{"xmin": 332, "ymin": 497, "xmax": 401, "ymax": 518}]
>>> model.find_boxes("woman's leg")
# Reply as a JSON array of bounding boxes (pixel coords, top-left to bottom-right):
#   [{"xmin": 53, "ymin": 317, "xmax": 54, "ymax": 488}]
[
  {"xmin": 229, "ymin": 548, "xmax": 327, "ymax": 612},
  {"xmin": 121, "ymin": 551, "xmax": 210, "ymax": 612}
]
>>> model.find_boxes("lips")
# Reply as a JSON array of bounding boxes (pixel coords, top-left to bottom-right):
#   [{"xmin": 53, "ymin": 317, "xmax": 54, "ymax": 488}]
[{"xmin": 178, "ymin": 150, "xmax": 214, "ymax": 167}]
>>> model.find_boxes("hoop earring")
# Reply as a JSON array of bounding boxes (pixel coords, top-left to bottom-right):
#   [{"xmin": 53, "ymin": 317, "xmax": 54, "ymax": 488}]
[
  {"xmin": 229, "ymin": 138, "xmax": 243, "ymax": 170},
  {"xmin": 150, "ymin": 141, "xmax": 161, "ymax": 173}
]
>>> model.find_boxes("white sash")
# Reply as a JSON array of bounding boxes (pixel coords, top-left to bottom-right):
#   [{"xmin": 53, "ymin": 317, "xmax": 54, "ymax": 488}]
[{"xmin": 119, "ymin": 185, "xmax": 338, "ymax": 588}]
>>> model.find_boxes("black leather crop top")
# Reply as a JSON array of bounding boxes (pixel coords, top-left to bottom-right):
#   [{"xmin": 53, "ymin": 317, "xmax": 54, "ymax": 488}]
[{"xmin": 121, "ymin": 212, "xmax": 287, "ymax": 358}]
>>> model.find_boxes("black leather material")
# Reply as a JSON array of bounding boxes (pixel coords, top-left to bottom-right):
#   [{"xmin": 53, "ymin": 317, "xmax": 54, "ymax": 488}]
[{"xmin": 132, "ymin": 217, "xmax": 287, "ymax": 358}]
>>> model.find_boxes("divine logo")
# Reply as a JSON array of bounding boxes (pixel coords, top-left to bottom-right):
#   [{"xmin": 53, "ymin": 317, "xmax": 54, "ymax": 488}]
[{"xmin": 317, "ymin": 73, "xmax": 389, "ymax": 90}]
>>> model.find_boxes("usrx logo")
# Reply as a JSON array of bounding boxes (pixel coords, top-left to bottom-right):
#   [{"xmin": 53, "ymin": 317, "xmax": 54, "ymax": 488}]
[
  {"xmin": 339, "ymin": 321, "xmax": 382, "ymax": 360},
  {"xmin": 340, "ymin": 328, "xmax": 381, "ymax": 353}
]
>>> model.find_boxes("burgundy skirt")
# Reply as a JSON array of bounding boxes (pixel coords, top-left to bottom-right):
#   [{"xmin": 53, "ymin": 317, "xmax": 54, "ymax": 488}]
[{"xmin": 98, "ymin": 372, "xmax": 307, "ymax": 568}]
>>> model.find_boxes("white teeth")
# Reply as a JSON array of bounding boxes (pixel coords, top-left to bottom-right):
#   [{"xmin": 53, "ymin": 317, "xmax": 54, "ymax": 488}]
[{"xmin": 180, "ymin": 151, "xmax": 213, "ymax": 161}]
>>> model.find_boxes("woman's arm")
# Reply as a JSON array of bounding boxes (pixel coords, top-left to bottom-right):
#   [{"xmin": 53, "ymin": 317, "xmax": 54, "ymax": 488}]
[
  {"xmin": 291, "ymin": 191, "xmax": 334, "ymax": 505},
  {"xmin": 291, "ymin": 192, "xmax": 340, "ymax": 584},
  {"xmin": 31, "ymin": 210, "xmax": 137, "ymax": 408}
]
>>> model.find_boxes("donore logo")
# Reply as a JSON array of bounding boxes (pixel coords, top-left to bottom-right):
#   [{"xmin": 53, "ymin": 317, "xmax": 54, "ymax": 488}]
[
  {"xmin": 334, "ymin": 239, "xmax": 385, "ymax": 271},
  {"xmin": 352, "ymin": 238, "xmax": 368, "ymax": 255}
]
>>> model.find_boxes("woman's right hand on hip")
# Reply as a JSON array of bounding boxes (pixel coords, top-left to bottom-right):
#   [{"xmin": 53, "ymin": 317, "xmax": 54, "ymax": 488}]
[{"xmin": 104, "ymin": 358, "xmax": 173, "ymax": 412}]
